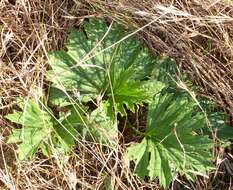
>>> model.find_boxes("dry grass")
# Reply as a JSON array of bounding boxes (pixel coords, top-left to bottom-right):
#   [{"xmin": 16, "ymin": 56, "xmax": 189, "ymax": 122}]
[{"xmin": 0, "ymin": 0, "xmax": 233, "ymax": 189}]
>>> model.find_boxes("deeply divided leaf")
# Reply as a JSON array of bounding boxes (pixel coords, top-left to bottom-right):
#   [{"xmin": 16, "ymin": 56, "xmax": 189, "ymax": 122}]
[
  {"xmin": 6, "ymin": 99, "xmax": 78, "ymax": 159},
  {"xmin": 127, "ymin": 93, "xmax": 214, "ymax": 187},
  {"xmin": 47, "ymin": 19, "xmax": 165, "ymax": 115}
]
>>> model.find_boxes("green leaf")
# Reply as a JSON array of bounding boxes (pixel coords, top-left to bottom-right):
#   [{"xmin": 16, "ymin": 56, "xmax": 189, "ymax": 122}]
[
  {"xmin": 16, "ymin": 128, "xmax": 49, "ymax": 160},
  {"xmin": 127, "ymin": 93, "xmax": 214, "ymax": 187},
  {"xmin": 47, "ymin": 19, "xmax": 164, "ymax": 115},
  {"xmin": 6, "ymin": 99, "xmax": 51, "ymax": 128},
  {"xmin": 207, "ymin": 112, "xmax": 233, "ymax": 145},
  {"xmin": 6, "ymin": 99, "xmax": 53, "ymax": 160},
  {"xmin": 40, "ymin": 143, "xmax": 50, "ymax": 157},
  {"xmin": 88, "ymin": 102, "xmax": 118, "ymax": 145},
  {"xmin": 198, "ymin": 97, "xmax": 233, "ymax": 146},
  {"xmin": 154, "ymin": 57, "xmax": 177, "ymax": 83},
  {"xmin": 6, "ymin": 99, "xmax": 79, "ymax": 160},
  {"xmin": 48, "ymin": 87, "xmax": 73, "ymax": 107},
  {"xmin": 52, "ymin": 122, "xmax": 78, "ymax": 151},
  {"xmin": 127, "ymin": 138, "xmax": 149, "ymax": 178},
  {"xmin": 57, "ymin": 101, "xmax": 118, "ymax": 146}
]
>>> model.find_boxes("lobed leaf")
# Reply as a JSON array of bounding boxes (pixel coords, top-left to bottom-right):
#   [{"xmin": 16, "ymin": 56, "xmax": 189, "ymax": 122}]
[
  {"xmin": 6, "ymin": 99, "xmax": 53, "ymax": 160},
  {"xmin": 128, "ymin": 93, "xmax": 214, "ymax": 187},
  {"xmin": 47, "ymin": 19, "xmax": 164, "ymax": 115},
  {"xmin": 6, "ymin": 99, "xmax": 79, "ymax": 159}
]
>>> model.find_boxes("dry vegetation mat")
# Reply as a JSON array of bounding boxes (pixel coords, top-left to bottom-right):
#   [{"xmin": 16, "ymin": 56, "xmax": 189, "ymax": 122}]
[{"xmin": 0, "ymin": 0, "xmax": 233, "ymax": 190}]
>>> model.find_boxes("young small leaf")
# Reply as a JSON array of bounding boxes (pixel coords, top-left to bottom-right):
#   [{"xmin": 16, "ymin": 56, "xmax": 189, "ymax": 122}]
[
  {"xmin": 6, "ymin": 99, "xmax": 79, "ymax": 160},
  {"xmin": 88, "ymin": 102, "xmax": 118, "ymax": 145},
  {"xmin": 6, "ymin": 99, "xmax": 53, "ymax": 160}
]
